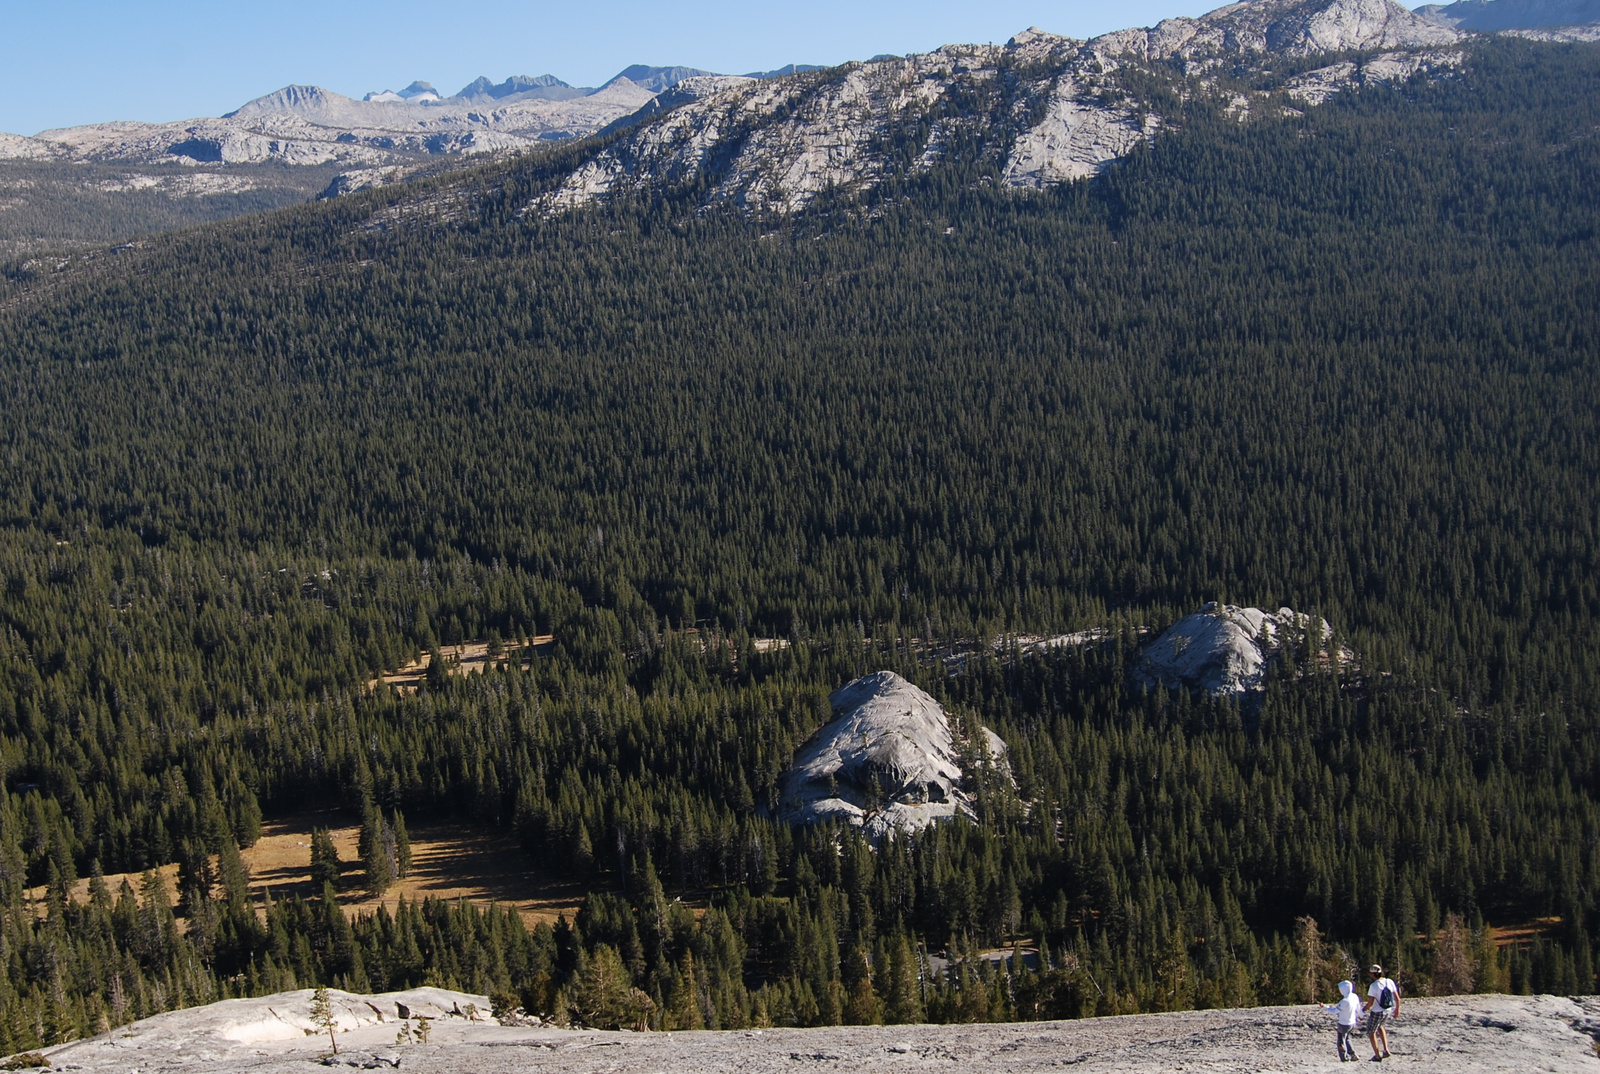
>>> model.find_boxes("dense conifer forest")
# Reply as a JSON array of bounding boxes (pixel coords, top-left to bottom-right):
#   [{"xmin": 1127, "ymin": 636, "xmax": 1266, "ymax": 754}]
[{"xmin": 0, "ymin": 38, "xmax": 1597, "ymax": 1050}]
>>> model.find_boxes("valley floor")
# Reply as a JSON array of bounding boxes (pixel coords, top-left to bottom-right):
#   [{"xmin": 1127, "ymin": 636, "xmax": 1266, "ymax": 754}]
[{"xmin": 31, "ymin": 992, "xmax": 1600, "ymax": 1073}]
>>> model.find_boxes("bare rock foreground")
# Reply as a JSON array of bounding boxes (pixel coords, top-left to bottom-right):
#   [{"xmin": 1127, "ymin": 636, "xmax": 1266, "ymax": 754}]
[{"xmin": 29, "ymin": 991, "xmax": 1600, "ymax": 1073}]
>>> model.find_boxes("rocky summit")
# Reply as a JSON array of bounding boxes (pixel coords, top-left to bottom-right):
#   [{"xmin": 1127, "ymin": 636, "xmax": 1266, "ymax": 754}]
[
  {"xmin": 777, "ymin": 672, "xmax": 1008, "ymax": 840},
  {"xmin": 1135, "ymin": 603, "xmax": 1341, "ymax": 696}
]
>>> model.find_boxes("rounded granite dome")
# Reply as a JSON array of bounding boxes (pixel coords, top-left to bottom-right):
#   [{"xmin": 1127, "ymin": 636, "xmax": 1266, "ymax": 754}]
[{"xmin": 777, "ymin": 671, "xmax": 1008, "ymax": 840}]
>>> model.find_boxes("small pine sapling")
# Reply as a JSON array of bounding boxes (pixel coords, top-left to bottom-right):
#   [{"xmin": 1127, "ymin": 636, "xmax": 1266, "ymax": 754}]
[{"xmin": 310, "ymin": 985, "xmax": 338, "ymax": 1055}]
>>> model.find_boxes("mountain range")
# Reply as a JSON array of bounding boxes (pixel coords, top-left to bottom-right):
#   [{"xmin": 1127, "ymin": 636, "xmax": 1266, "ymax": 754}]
[
  {"xmin": 367, "ymin": 67, "xmax": 726, "ymax": 106},
  {"xmin": 1, "ymin": 0, "xmax": 1593, "ymax": 255},
  {"xmin": 0, "ymin": 64, "xmax": 803, "ymax": 172},
  {"xmin": 1, "ymin": 0, "xmax": 1595, "ymax": 179}
]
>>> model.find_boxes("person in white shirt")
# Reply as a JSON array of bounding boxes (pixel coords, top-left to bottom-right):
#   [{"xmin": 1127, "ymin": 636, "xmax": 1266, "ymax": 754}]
[
  {"xmin": 1363, "ymin": 964, "xmax": 1400, "ymax": 1061},
  {"xmin": 1322, "ymin": 979, "xmax": 1363, "ymax": 1061}
]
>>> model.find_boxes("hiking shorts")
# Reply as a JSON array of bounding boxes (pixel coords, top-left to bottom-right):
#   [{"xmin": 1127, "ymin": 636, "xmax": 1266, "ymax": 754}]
[{"xmin": 1365, "ymin": 1009, "xmax": 1389, "ymax": 1035}]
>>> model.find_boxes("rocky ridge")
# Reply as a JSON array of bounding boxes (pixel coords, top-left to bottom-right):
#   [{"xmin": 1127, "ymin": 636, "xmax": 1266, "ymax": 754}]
[
  {"xmin": 776, "ymin": 672, "xmax": 1008, "ymax": 840},
  {"xmin": 531, "ymin": 0, "xmax": 1467, "ymax": 217},
  {"xmin": 2, "ymin": 0, "xmax": 1583, "ymax": 209},
  {"xmin": 1, "ymin": 0, "xmax": 1588, "ymax": 226},
  {"xmin": 448, "ymin": 75, "xmax": 590, "ymax": 104}
]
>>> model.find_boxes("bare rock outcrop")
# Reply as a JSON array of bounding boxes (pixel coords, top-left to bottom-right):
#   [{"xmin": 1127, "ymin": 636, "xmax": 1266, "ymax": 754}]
[
  {"xmin": 777, "ymin": 671, "xmax": 1007, "ymax": 839},
  {"xmin": 1282, "ymin": 48, "xmax": 1463, "ymax": 105},
  {"xmin": 1003, "ymin": 79, "xmax": 1155, "ymax": 188},
  {"xmin": 0, "ymin": 131, "xmax": 65, "ymax": 161},
  {"xmin": 27, "ymin": 991, "xmax": 1600, "ymax": 1072},
  {"xmin": 1135, "ymin": 602, "xmax": 1345, "ymax": 696}
]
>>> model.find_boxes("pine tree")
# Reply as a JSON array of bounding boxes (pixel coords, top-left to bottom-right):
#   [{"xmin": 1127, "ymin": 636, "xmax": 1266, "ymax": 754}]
[
  {"xmin": 310, "ymin": 985, "xmax": 338, "ymax": 1055},
  {"xmin": 571, "ymin": 944, "xmax": 633, "ymax": 1030},
  {"xmin": 360, "ymin": 806, "xmax": 394, "ymax": 896},
  {"xmin": 392, "ymin": 811, "xmax": 412, "ymax": 880},
  {"xmin": 885, "ymin": 936, "xmax": 925, "ymax": 1024},
  {"xmin": 310, "ymin": 830, "xmax": 342, "ymax": 891}
]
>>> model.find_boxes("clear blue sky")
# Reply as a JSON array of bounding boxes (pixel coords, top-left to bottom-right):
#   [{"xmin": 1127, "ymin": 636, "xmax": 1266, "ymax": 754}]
[{"xmin": 0, "ymin": 0, "xmax": 1228, "ymax": 136}]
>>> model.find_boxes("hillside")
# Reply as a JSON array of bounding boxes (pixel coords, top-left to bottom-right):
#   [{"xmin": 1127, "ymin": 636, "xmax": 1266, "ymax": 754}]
[
  {"xmin": 534, "ymin": 0, "xmax": 1465, "ymax": 215},
  {"xmin": 0, "ymin": 0, "xmax": 1598, "ymax": 1059},
  {"xmin": 0, "ymin": 0, "xmax": 1568, "ymax": 256},
  {"xmin": 0, "ymin": 0, "xmax": 1583, "ymax": 255}
]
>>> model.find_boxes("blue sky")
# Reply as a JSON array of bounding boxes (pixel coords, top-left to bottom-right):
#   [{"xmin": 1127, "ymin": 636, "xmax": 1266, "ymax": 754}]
[{"xmin": 0, "ymin": 0, "xmax": 1227, "ymax": 136}]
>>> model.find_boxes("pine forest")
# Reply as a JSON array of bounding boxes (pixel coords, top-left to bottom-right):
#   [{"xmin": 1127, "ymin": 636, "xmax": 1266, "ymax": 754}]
[{"xmin": 0, "ymin": 37, "xmax": 1596, "ymax": 1051}]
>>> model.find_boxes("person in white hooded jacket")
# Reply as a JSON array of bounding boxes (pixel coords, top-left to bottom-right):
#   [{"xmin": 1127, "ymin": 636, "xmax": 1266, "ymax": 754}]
[{"xmin": 1323, "ymin": 979, "xmax": 1363, "ymax": 1062}]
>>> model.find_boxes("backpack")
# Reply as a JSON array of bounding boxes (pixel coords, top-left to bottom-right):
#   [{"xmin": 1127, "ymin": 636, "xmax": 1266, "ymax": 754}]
[{"xmin": 1379, "ymin": 982, "xmax": 1397, "ymax": 1011}]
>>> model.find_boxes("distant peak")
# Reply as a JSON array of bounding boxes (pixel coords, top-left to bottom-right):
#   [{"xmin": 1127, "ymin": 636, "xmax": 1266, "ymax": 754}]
[
  {"xmin": 362, "ymin": 81, "xmax": 438, "ymax": 104},
  {"xmin": 609, "ymin": 64, "xmax": 719, "ymax": 93},
  {"xmin": 223, "ymin": 84, "xmax": 342, "ymax": 119},
  {"xmin": 1007, "ymin": 26, "xmax": 1050, "ymax": 45},
  {"xmin": 452, "ymin": 74, "xmax": 583, "ymax": 102}
]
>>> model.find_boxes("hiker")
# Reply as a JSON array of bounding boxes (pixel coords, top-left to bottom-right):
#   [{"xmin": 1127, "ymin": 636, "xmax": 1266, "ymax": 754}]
[
  {"xmin": 1322, "ymin": 979, "xmax": 1363, "ymax": 1062},
  {"xmin": 1363, "ymin": 964, "xmax": 1400, "ymax": 1061}
]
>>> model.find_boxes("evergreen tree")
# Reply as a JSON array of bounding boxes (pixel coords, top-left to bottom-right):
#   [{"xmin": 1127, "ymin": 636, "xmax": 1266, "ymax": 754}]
[{"xmin": 310, "ymin": 831, "xmax": 343, "ymax": 891}]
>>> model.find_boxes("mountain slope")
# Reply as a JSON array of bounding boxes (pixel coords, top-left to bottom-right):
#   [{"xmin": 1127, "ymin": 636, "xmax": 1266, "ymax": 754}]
[
  {"xmin": 0, "ymin": 0, "xmax": 1559, "ymax": 253},
  {"xmin": 0, "ymin": 0, "xmax": 1467, "ymax": 179},
  {"xmin": 535, "ymin": 0, "xmax": 1465, "ymax": 216},
  {"xmin": 4, "ymin": 35, "xmax": 1595, "ymax": 676},
  {"xmin": 0, "ymin": 156, "xmax": 348, "ymax": 260}
]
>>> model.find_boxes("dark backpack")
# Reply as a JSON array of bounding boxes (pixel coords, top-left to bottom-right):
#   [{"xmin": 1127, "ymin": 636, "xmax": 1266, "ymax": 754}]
[{"xmin": 1379, "ymin": 983, "xmax": 1397, "ymax": 1010}]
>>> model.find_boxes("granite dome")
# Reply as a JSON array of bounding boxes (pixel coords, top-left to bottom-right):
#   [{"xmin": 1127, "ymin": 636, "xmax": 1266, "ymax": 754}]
[{"xmin": 777, "ymin": 671, "xmax": 1008, "ymax": 840}]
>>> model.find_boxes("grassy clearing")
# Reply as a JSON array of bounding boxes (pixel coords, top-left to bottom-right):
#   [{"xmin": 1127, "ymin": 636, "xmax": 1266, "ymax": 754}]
[
  {"xmin": 368, "ymin": 637, "xmax": 554, "ymax": 693},
  {"xmin": 28, "ymin": 814, "xmax": 584, "ymax": 928},
  {"xmin": 241, "ymin": 812, "xmax": 585, "ymax": 926}
]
